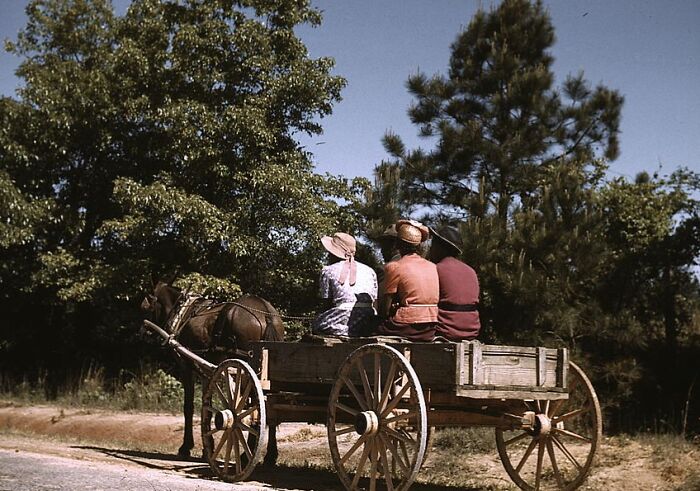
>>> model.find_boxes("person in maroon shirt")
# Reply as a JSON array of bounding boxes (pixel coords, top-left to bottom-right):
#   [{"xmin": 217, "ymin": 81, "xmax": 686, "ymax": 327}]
[{"xmin": 428, "ymin": 225, "xmax": 481, "ymax": 341}]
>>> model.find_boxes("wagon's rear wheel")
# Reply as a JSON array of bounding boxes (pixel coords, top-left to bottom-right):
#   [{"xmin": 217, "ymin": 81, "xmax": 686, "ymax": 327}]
[
  {"xmin": 328, "ymin": 343, "xmax": 428, "ymax": 491},
  {"xmin": 495, "ymin": 361, "xmax": 602, "ymax": 491},
  {"xmin": 201, "ymin": 359, "xmax": 266, "ymax": 482}
]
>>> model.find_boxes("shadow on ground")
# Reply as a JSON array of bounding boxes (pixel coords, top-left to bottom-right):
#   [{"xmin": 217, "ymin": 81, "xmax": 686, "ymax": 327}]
[{"xmin": 76, "ymin": 445, "xmax": 483, "ymax": 491}]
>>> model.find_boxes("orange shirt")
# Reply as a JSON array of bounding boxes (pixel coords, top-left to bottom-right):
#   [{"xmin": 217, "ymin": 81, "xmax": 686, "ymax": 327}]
[{"xmin": 383, "ymin": 253, "xmax": 439, "ymax": 324}]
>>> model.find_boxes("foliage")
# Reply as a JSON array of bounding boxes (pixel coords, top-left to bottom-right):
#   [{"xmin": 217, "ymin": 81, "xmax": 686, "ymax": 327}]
[
  {"xmin": 0, "ymin": 0, "xmax": 364, "ymax": 383},
  {"xmin": 365, "ymin": 0, "xmax": 700, "ymax": 432}
]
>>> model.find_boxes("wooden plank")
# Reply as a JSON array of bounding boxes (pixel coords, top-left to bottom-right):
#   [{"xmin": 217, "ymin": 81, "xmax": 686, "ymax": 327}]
[
  {"xmin": 260, "ymin": 348, "xmax": 270, "ymax": 390},
  {"xmin": 455, "ymin": 386, "xmax": 569, "ymax": 400},
  {"xmin": 428, "ymin": 410, "xmax": 522, "ymax": 429},
  {"xmin": 536, "ymin": 347, "xmax": 546, "ymax": 386},
  {"xmin": 557, "ymin": 348, "xmax": 568, "ymax": 388},
  {"xmin": 470, "ymin": 342, "xmax": 483, "ymax": 385}
]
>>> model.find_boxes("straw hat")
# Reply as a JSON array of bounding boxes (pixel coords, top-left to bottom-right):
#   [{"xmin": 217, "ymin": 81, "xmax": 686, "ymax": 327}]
[
  {"xmin": 321, "ymin": 232, "xmax": 356, "ymax": 260},
  {"xmin": 396, "ymin": 219, "xmax": 429, "ymax": 245}
]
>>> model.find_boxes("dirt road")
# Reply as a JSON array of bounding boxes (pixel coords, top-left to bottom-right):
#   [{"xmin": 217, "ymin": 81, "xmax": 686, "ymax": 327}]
[{"xmin": 1, "ymin": 402, "xmax": 698, "ymax": 490}]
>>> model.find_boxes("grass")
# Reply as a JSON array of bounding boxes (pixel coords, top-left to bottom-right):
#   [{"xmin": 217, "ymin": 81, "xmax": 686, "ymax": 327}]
[{"xmin": 0, "ymin": 364, "xmax": 190, "ymax": 413}]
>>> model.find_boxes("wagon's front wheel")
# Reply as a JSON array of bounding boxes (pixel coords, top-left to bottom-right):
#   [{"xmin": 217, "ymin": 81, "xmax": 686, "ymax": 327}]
[
  {"xmin": 495, "ymin": 361, "xmax": 602, "ymax": 491},
  {"xmin": 201, "ymin": 359, "xmax": 267, "ymax": 482},
  {"xmin": 328, "ymin": 343, "xmax": 428, "ymax": 491}
]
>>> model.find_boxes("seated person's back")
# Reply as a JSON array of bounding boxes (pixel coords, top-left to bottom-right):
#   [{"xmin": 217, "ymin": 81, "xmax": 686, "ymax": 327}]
[
  {"xmin": 429, "ymin": 225, "xmax": 481, "ymax": 341},
  {"xmin": 312, "ymin": 232, "xmax": 377, "ymax": 337},
  {"xmin": 376, "ymin": 220, "xmax": 439, "ymax": 342}
]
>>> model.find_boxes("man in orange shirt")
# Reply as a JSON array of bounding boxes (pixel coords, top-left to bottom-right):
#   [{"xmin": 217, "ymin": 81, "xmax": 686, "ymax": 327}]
[{"xmin": 376, "ymin": 220, "xmax": 439, "ymax": 341}]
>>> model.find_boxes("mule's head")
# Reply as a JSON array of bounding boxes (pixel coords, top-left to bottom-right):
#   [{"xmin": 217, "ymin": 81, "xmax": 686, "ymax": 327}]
[{"xmin": 141, "ymin": 280, "xmax": 180, "ymax": 327}]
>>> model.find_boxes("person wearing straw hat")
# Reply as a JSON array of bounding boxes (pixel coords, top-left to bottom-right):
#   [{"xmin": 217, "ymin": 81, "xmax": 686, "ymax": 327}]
[
  {"xmin": 311, "ymin": 232, "xmax": 378, "ymax": 337},
  {"xmin": 373, "ymin": 223, "xmax": 400, "ymax": 288},
  {"xmin": 376, "ymin": 220, "xmax": 439, "ymax": 341},
  {"xmin": 429, "ymin": 225, "xmax": 481, "ymax": 341}
]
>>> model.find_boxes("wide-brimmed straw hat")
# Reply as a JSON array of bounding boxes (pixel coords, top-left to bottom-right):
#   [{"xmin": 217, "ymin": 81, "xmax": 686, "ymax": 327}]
[
  {"xmin": 396, "ymin": 219, "xmax": 429, "ymax": 245},
  {"xmin": 321, "ymin": 232, "xmax": 356, "ymax": 260},
  {"xmin": 430, "ymin": 225, "xmax": 463, "ymax": 255}
]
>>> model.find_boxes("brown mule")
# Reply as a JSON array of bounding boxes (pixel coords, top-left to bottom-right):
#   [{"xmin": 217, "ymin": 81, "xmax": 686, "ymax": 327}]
[{"xmin": 141, "ymin": 280, "xmax": 284, "ymax": 464}]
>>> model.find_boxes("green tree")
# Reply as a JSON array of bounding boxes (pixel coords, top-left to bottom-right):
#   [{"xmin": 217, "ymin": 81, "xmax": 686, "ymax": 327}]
[
  {"xmin": 379, "ymin": 0, "xmax": 622, "ymax": 223},
  {"xmin": 1, "ymin": 0, "xmax": 363, "ymax": 380},
  {"xmin": 366, "ymin": 0, "xmax": 624, "ymax": 342}
]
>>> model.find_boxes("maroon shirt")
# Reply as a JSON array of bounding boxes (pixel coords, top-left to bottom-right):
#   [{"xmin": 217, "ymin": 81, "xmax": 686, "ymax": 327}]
[{"xmin": 435, "ymin": 256, "xmax": 481, "ymax": 341}]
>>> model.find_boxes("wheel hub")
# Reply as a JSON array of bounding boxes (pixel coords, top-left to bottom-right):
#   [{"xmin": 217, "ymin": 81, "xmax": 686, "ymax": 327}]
[
  {"xmin": 214, "ymin": 409, "xmax": 235, "ymax": 430},
  {"xmin": 533, "ymin": 413, "xmax": 552, "ymax": 436},
  {"xmin": 355, "ymin": 410, "xmax": 379, "ymax": 436}
]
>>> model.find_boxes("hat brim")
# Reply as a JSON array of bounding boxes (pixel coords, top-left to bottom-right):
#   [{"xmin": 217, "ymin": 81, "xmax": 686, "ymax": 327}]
[
  {"xmin": 430, "ymin": 227, "xmax": 463, "ymax": 255},
  {"xmin": 321, "ymin": 236, "xmax": 347, "ymax": 260}
]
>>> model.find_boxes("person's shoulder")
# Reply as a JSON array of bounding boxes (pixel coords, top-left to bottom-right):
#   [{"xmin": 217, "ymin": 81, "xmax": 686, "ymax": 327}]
[
  {"xmin": 440, "ymin": 256, "xmax": 475, "ymax": 272},
  {"xmin": 355, "ymin": 261, "xmax": 377, "ymax": 278}
]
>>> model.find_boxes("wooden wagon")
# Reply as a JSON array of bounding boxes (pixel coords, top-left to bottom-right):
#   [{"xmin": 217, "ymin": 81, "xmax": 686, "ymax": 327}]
[{"xmin": 144, "ymin": 320, "xmax": 601, "ymax": 491}]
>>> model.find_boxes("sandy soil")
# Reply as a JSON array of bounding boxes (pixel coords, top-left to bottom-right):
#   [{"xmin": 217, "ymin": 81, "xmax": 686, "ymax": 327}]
[{"xmin": 1, "ymin": 401, "xmax": 698, "ymax": 490}]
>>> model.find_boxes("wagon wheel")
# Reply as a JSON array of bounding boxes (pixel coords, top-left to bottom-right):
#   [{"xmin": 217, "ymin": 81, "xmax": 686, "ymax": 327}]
[
  {"xmin": 201, "ymin": 359, "xmax": 267, "ymax": 482},
  {"xmin": 328, "ymin": 343, "xmax": 428, "ymax": 491},
  {"xmin": 495, "ymin": 361, "xmax": 602, "ymax": 491}
]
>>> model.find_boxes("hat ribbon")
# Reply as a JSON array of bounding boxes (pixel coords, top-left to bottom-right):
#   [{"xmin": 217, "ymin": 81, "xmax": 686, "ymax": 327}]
[{"xmin": 337, "ymin": 253, "xmax": 357, "ymax": 286}]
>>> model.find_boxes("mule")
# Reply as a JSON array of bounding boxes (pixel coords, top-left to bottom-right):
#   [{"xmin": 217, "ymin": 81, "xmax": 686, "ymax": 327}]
[{"xmin": 141, "ymin": 280, "xmax": 284, "ymax": 464}]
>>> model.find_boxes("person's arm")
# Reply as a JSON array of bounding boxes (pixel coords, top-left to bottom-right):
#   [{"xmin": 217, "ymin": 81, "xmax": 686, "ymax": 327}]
[
  {"xmin": 378, "ymin": 262, "xmax": 399, "ymax": 319},
  {"xmin": 378, "ymin": 293, "xmax": 394, "ymax": 319}
]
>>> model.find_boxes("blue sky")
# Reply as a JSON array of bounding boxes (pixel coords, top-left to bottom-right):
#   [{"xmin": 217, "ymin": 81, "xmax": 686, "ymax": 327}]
[{"xmin": 2, "ymin": 0, "xmax": 699, "ymax": 183}]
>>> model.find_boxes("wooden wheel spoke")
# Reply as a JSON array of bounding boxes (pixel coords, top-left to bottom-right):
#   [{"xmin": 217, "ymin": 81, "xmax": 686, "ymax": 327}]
[
  {"xmin": 235, "ymin": 427, "xmax": 253, "ymax": 459},
  {"xmin": 377, "ymin": 437, "xmax": 395, "ymax": 491},
  {"xmin": 383, "ymin": 410, "xmax": 418, "ymax": 425},
  {"xmin": 378, "ymin": 361, "xmax": 398, "ymax": 412},
  {"xmin": 223, "ymin": 434, "xmax": 233, "ymax": 473},
  {"xmin": 546, "ymin": 439, "xmax": 566, "ymax": 489},
  {"xmin": 516, "ymin": 437, "xmax": 538, "ymax": 473},
  {"xmin": 204, "ymin": 427, "xmax": 222, "ymax": 437},
  {"xmin": 380, "ymin": 383, "xmax": 411, "ymax": 418},
  {"xmin": 238, "ymin": 421, "xmax": 259, "ymax": 437},
  {"xmin": 335, "ymin": 401, "xmax": 360, "ymax": 417},
  {"xmin": 382, "ymin": 426, "xmax": 415, "ymax": 446},
  {"xmin": 340, "ymin": 434, "xmax": 368, "ymax": 465},
  {"xmin": 554, "ymin": 407, "xmax": 588, "ymax": 423},
  {"xmin": 556, "ymin": 427, "xmax": 591, "ymax": 443},
  {"xmin": 552, "ymin": 434, "xmax": 583, "ymax": 471},
  {"xmin": 215, "ymin": 383, "xmax": 230, "ymax": 407},
  {"xmin": 212, "ymin": 429, "xmax": 230, "ymax": 460},
  {"xmin": 233, "ymin": 427, "xmax": 242, "ymax": 475},
  {"xmin": 379, "ymin": 431, "xmax": 409, "ymax": 476},
  {"xmin": 548, "ymin": 399, "xmax": 566, "ymax": 418},
  {"xmin": 202, "ymin": 405, "xmax": 216, "ymax": 414},
  {"xmin": 374, "ymin": 353, "xmax": 382, "ymax": 405},
  {"xmin": 237, "ymin": 406, "xmax": 257, "ymax": 421},
  {"xmin": 341, "ymin": 375, "xmax": 369, "ymax": 411},
  {"xmin": 399, "ymin": 439, "xmax": 411, "ymax": 470},
  {"xmin": 351, "ymin": 440, "xmax": 372, "ymax": 488},
  {"xmin": 505, "ymin": 431, "xmax": 531, "ymax": 446},
  {"xmin": 235, "ymin": 378, "xmax": 253, "ymax": 412},
  {"xmin": 356, "ymin": 360, "xmax": 375, "ymax": 408},
  {"xmin": 331, "ymin": 425, "xmax": 356, "ymax": 438},
  {"xmin": 368, "ymin": 439, "xmax": 379, "ymax": 491},
  {"xmin": 535, "ymin": 439, "xmax": 545, "ymax": 490}
]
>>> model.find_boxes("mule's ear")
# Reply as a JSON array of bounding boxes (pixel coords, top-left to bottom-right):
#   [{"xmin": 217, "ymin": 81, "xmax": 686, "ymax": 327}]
[{"xmin": 166, "ymin": 268, "xmax": 180, "ymax": 286}]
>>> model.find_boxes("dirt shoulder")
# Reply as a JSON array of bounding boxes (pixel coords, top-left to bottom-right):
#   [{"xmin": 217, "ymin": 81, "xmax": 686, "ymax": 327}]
[{"xmin": 1, "ymin": 401, "xmax": 699, "ymax": 490}]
